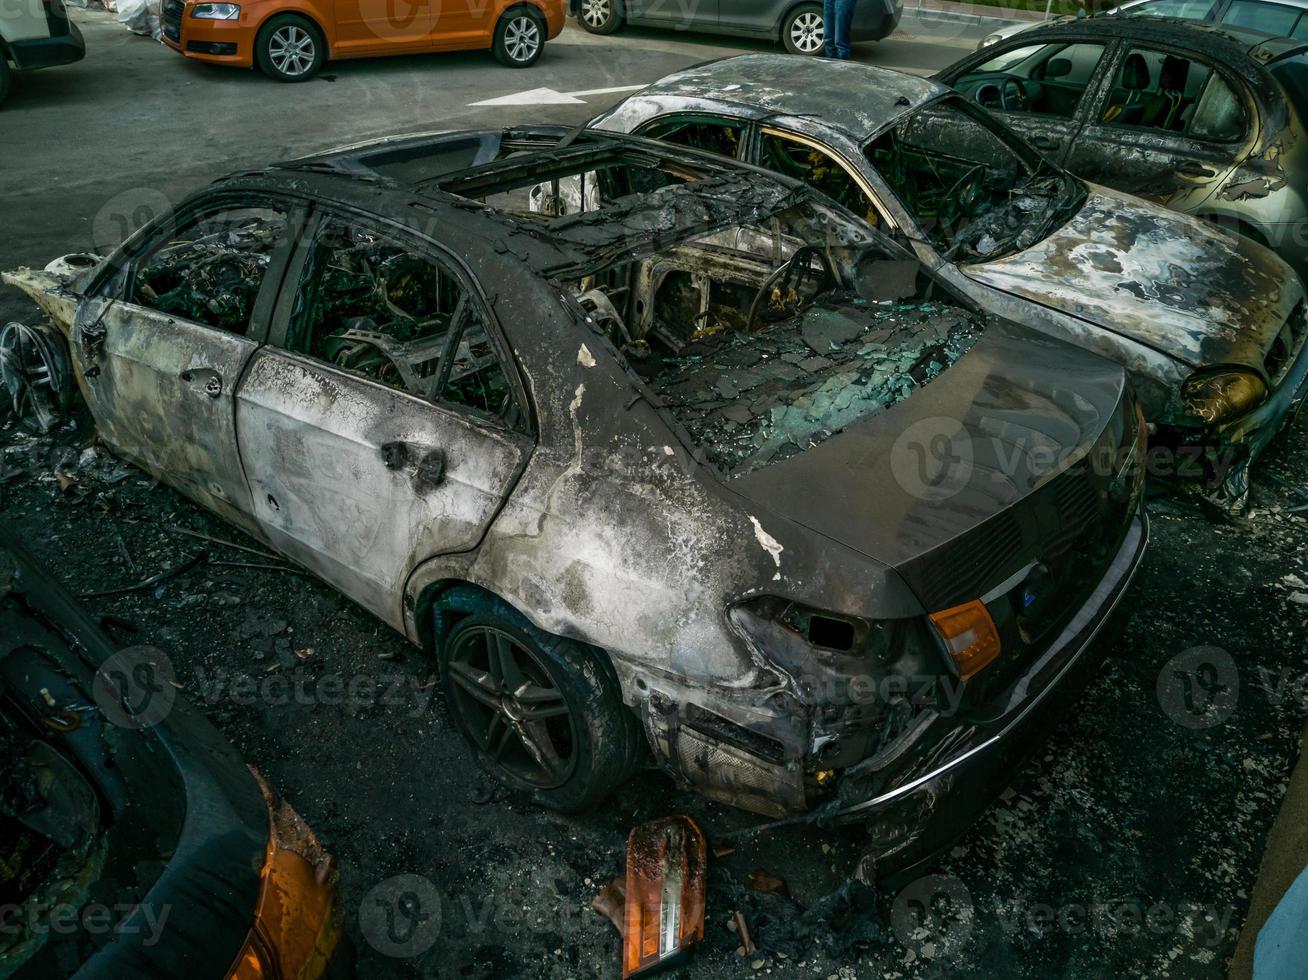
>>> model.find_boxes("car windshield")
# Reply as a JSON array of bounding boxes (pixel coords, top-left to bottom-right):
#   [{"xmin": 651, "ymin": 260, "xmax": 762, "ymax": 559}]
[{"xmin": 864, "ymin": 98, "xmax": 1087, "ymax": 262}]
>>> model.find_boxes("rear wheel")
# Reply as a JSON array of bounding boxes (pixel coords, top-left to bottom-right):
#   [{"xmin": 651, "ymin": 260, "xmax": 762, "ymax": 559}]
[
  {"xmin": 783, "ymin": 3, "xmax": 826, "ymax": 56},
  {"xmin": 579, "ymin": 0, "xmax": 624, "ymax": 35},
  {"xmin": 255, "ymin": 15, "xmax": 325, "ymax": 82},
  {"xmin": 441, "ymin": 614, "xmax": 640, "ymax": 812},
  {"xmin": 493, "ymin": 7, "xmax": 545, "ymax": 67}
]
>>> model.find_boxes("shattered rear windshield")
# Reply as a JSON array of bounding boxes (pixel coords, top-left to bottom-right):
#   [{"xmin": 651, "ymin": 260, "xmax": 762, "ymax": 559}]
[
  {"xmin": 865, "ymin": 98, "xmax": 1087, "ymax": 263},
  {"xmin": 571, "ymin": 197, "xmax": 988, "ymax": 476}
]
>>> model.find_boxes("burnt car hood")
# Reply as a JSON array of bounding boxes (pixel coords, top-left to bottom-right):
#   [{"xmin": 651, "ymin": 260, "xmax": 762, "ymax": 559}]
[
  {"xmin": 728, "ymin": 318, "xmax": 1132, "ymax": 611},
  {"xmin": 961, "ymin": 185, "xmax": 1303, "ymax": 371}
]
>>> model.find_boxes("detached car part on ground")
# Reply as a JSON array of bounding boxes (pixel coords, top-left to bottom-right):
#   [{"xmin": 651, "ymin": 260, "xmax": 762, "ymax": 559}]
[
  {"xmin": 940, "ymin": 16, "xmax": 1308, "ymax": 280},
  {"xmin": 0, "ymin": 528, "xmax": 349, "ymax": 979},
  {"xmin": 570, "ymin": 0, "xmax": 903, "ymax": 56},
  {"xmin": 6, "ymin": 129, "xmax": 1147, "ymax": 874},
  {"xmin": 591, "ymin": 54, "xmax": 1308, "ymax": 502},
  {"xmin": 159, "ymin": 0, "xmax": 565, "ymax": 81},
  {"xmin": 0, "ymin": 0, "xmax": 86, "ymax": 106}
]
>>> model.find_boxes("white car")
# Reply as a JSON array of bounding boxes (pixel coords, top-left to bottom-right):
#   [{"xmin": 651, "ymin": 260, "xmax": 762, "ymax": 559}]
[
  {"xmin": 0, "ymin": 0, "xmax": 86, "ymax": 105},
  {"xmin": 978, "ymin": 0, "xmax": 1224, "ymax": 48}
]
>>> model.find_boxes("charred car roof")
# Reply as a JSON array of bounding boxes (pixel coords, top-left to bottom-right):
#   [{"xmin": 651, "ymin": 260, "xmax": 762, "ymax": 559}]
[
  {"xmin": 237, "ymin": 130, "xmax": 827, "ymax": 279},
  {"xmin": 591, "ymin": 53, "xmax": 945, "ymax": 141}
]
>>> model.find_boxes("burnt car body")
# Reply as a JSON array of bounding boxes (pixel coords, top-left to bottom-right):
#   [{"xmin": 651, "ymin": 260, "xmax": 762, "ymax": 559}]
[
  {"xmin": 0, "ymin": 528, "xmax": 348, "ymax": 979},
  {"xmin": 591, "ymin": 54, "xmax": 1308, "ymax": 497},
  {"xmin": 6, "ymin": 130, "xmax": 1147, "ymax": 872},
  {"xmin": 941, "ymin": 17, "xmax": 1308, "ymax": 276}
]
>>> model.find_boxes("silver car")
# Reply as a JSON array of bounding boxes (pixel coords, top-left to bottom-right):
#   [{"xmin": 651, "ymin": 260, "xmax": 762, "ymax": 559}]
[{"xmin": 592, "ymin": 54, "xmax": 1308, "ymax": 500}]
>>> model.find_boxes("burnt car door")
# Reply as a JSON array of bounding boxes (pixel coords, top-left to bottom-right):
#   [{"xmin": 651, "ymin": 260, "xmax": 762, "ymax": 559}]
[
  {"xmin": 1062, "ymin": 43, "xmax": 1252, "ymax": 210},
  {"xmin": 71, "ymin": 198, "xmax": 301, "ymax": 532},
  {"xmin": 233, "ymin": 211, "xmax": 532, "ymax": 626},
  {"xmin": 946, "ymin": 39, "xmax": 1113, "ymax": 164}
]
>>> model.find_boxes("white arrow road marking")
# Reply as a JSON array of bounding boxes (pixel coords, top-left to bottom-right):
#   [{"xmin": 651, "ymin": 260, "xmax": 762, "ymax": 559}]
[{"xmin": 469, "ymin": 84, "xmax": 646, "ymax": 107}]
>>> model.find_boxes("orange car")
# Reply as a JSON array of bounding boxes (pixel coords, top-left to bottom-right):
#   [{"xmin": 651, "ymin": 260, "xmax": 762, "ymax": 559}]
[{"xmin": 160, "ymin": 0, "xmax": 565, "ymax": 81}]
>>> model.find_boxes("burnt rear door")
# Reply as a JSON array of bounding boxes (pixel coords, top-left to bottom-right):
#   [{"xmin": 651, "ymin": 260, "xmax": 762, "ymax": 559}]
[
  {"xmin": 233, "ymin": 211, "xmax": 532, "ymax": 628},
  {"xmin": 1062, "ymin": 44, "xmax": 1252, "ymax": 212},
  {"xmin": 72, "ymin": 199, "xmax": 300, "ymax": 533}
]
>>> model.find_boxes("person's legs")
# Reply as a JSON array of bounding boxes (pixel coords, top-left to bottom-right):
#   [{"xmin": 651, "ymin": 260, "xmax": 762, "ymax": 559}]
[
  {"xmin": 833, "ymin": 0, "xmax": 856, "ymax": 59},
  {"xmin": 823, "ymin": 0, "xmax": 838, "ymax": 57}
]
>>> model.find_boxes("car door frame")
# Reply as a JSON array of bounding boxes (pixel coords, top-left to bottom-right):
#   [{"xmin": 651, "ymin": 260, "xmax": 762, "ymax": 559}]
[
  {"xmin": 938, "ymin": 33, "xmax": 1125, "ymax": 169},
  {"xmin": 72, "ymin": 190, "xmax": 307, "ymax": 533},
  {"xmin": 1069, "ymin": 38, "xmax": 1256, "ymax": 208},
  {"xmin": 235, "ymin": 198, "xmax": 537, "ymax": 628}
]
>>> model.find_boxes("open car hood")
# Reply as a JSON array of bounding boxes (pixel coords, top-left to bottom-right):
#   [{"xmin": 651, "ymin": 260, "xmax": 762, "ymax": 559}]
[{"xmin": 961, "ymin": 185, "xmax": 1303, "ymax": 371}]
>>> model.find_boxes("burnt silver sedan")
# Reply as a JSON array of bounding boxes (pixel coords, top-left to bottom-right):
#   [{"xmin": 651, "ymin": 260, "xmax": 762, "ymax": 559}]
[
  {"xmin": 592, "ymin": 54, "xmax": 1308, "ymax": 502},
  {"xmin": 7, "ymin": 130, "xmax": 1146, "ymax": 873}
]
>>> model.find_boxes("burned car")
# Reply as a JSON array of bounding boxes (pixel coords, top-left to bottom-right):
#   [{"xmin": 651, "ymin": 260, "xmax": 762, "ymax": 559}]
[
  {"xmin": 6, "ymin": 130, "xmax": 1147, "ymax": 872},
  {"xmin": 592, "ymin": 54, "xmax": 1308, "ymax": 501},
  {"xmin": 0, "ymin": 527, "xmax": 348, "ymax": 978},
  {"xmin": 941, "ymin": 17, "xmax": 1308, "ymax": 276}
]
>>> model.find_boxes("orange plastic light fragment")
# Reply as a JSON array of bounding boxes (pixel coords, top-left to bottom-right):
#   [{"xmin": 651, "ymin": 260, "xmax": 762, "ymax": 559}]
[
  {"xmin": 622, "ymin": 816, "xmax": 707, "ymax": 978},
  {"xmin": 930, "ymin": 599, "xmax": 1002, "ymax": 680}
]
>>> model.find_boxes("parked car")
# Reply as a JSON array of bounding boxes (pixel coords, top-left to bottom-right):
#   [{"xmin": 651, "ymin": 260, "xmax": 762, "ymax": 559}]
[
  {"xmin": 570, "ymin": 0, "xmax": 903, "ymax": 55},
  {"xmin": 978, "ymin": 0, "xmax": 1308, "ymax": 50},
  {"xmin": 6, "ymin": 128, "xmax": 1147, "ymax": 874},
  {"xmin": 160, "ymin": 0, "xmax": 564, "ymax": 82},
  {"xmin": 0, "ymin": 527, "xmax": 350, "ymax": 979},
  {"xmin": 0, "ymin": 0, "xmax": 85, "ymax": 106},
  {"xmin": 591, "ymin": 54, "xmax": 1308, "ymax": 501},
  {"xmin": 942, "ymin": 18, "xmax": 1308, "ymax": 280}
]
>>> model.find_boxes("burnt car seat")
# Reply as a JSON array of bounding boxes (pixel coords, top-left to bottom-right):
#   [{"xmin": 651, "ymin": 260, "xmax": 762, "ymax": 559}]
[
  {"xmin": 1141, "ymin": 56, "xmax": 1192, "ymax": 131},
  {"xmin": 1103, "ymin": 52, "xmax": 1151, "ymax": 126}
]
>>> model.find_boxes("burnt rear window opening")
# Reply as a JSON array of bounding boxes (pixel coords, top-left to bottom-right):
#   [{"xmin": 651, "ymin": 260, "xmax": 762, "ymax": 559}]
[
  {"xmin": 866, "ymin": 98, "xmax": 1087, "ymax": 263},
  {"xmin": 570, "ymin": 197, "xmax": 987, "ymax": 476}
]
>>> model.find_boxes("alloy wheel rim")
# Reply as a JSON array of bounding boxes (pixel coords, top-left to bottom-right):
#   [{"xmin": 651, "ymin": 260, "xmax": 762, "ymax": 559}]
[
  {"xmin": 0, "ymin": 323, "xmax": 63, "ymax": 433},
  {"xmin": 447, "ymin": 626, "xmax": 578, "ymax": 789},
  {"xmin": 792, "ymin": 12, "xmax": 824, "ymax": 53},
  {"xmin": 582, "ymin": 0, "xmax": 611, "ymax": 27},
  {"xmin": 269, "ymin": 26, "xmax": 315, "ymax": 76},
  {"xmin": 505, "ymin": 17, "xmax": 541, "ymax": 62}
]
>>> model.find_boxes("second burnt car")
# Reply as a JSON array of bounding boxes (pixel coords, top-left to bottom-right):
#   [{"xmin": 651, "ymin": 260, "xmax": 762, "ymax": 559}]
[
  {"xmin": 592, "ymin": 54, "xmax": 1308, "ymax": 502},
  {"xmin": 5, "ymin": 130, "xmax": 1146, "ymax": 872}
]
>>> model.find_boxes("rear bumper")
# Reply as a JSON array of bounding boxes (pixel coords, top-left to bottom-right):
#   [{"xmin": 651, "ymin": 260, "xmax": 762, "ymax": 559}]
[
  {"xmin": 851, "ymin": 0, "xmax": 903, "ymax": 41},
  {"xmin": 824, "ymin": 509, "xmax": 1149, "ymax": 873},
  {"xmin": 6, "ymin": 21, "xmax": 85, "ymax": 70}
]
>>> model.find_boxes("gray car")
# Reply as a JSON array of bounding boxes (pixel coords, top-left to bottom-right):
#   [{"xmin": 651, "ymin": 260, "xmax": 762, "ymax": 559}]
[
  {"xmin": 592, "ymin": 54, "xmax": 1308, "ymax": 500},
  {"xmin": 570, "ymin": 0, "xmax": 903, "ymax": 55},
  {"xmin": 5, "ymin": 128, "xmax": 1146, "ymax": 874}
]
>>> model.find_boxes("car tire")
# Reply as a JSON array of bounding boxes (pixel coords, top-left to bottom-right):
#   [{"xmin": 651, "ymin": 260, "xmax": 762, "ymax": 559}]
[
  {"xmin": 0, "ymin": 57, "xmax": 12, "ymax": 107},
  {"xmin": 578, "ymin": 0, "xmax": 624, "ymax": 35},
  {"xmin": 255, "ymin": 14, "xmax": 326, "ymax": 82},
  {"xmin": 782, "ymin": 3, "xmax": 826, "ymax": 56},
  {"xmin": 441, "ymin": 612, "xmax": 641, "ymax": 812},
  {"xmin": 492, "ymin": 7, "xmax": 546, "ymax": 68}
]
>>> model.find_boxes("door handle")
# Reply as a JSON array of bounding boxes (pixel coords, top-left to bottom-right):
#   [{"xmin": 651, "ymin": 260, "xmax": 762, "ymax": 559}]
[
  {"xmin": 180, "ymin": 368, "xmax": 223, "ymax": 398},
  {"xmin": 1177, "ymin": 163, "xmax": 1217, "ymax": 179},
  {"xmin": 1031, "ymin": 135, "xmax": 1061, "ymax": 152}
]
